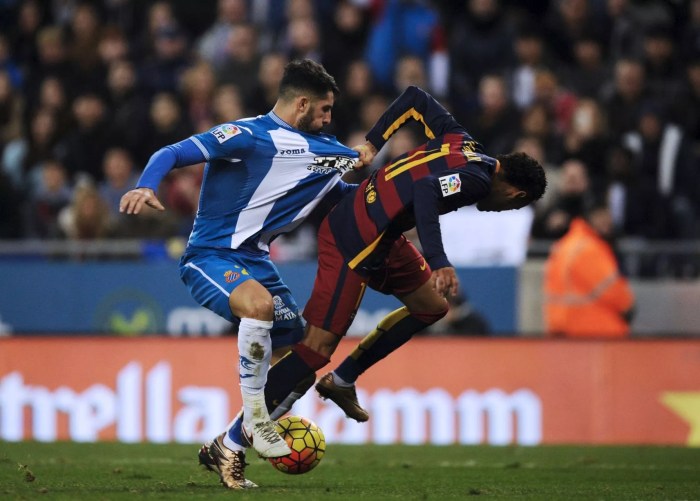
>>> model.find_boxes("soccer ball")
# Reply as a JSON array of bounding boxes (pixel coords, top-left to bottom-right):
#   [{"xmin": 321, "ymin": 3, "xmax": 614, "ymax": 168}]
[{"xmin": 268, "ymin": 416, "xmax": 325, "ymax": 474}]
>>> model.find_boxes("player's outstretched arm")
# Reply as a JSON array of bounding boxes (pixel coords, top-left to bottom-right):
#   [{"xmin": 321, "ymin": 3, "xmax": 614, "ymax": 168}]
[
  {"xmin": 365, "ymin": 86, "xmax": 464, "ymax": 152},
  {"xmin": 120, "ymin": 137, "xmax": 207, "ymax": 216}
]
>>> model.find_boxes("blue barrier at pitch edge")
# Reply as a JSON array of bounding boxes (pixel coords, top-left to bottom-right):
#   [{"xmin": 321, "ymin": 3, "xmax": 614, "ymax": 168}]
[{"xmin": 0, "ymin": 261, "xmax": 516, "ymax": 335}]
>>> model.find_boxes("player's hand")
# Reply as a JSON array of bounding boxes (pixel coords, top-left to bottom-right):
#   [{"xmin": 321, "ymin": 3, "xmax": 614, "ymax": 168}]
[
  {"xmin": 432, "ymin": 267, "xmax": 459, "ymax": 298},
  {"xmin": 119, "ymin": 188, "xmax": 165, "ymax": 215},
  {"xmin": 352, "ymin": 141, "xmax": 378, "ymax": 169}
]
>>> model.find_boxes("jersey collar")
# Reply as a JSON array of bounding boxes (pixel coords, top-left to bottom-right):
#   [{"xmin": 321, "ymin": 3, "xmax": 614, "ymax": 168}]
[{"xmin": 268, "ymin": 111, "xmax": 294, "ymax": 130}]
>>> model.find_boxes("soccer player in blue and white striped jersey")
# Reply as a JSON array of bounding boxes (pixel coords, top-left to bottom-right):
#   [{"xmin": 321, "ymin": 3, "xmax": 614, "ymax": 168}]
[{"xmin": 120, "ymin": 60, "xmax": 363, "ymax": 489}]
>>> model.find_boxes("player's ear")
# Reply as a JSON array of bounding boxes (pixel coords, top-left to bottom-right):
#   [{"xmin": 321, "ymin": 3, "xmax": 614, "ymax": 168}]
[{"xmin": 297, "ymin": 96, "xmax": 310, "ymax": 112}]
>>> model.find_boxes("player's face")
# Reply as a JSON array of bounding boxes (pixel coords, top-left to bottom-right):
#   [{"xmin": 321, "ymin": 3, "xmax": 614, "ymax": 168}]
[
  {"xmin": 476, "ymin": 184, "xmax": 529, "ymax": 212},
  {"xmin": 297, "ymin": 92, "xmax": 334, "ymax": 133}
]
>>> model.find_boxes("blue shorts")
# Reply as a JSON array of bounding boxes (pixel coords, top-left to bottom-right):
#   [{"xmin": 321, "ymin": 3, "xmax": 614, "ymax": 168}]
[{"xmin": 179, "ymin": 247, "xmax": 304, "ymax": 349}]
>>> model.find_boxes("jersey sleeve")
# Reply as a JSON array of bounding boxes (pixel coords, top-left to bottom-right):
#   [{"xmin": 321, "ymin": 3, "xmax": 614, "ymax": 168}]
[
  {"xmin": 136, "ymin": 138, "xmax": 207, "ymax": 190},
  {"xmin": 190, "ymin": 122, "xmax": 255, "ymax": 161},
  {"xmin": 366, "ymin": 86, "xmax": 466, "ymax": 151},
  {"xmin": 412, "ymin": 167, "xmax": 491, "ymax": 270}
]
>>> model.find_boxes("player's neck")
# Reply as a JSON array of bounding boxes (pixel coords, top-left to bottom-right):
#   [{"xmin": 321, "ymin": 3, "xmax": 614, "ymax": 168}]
[{"xmin": 271, "ymin": 102, "xmax": 297, "ymax": 129}]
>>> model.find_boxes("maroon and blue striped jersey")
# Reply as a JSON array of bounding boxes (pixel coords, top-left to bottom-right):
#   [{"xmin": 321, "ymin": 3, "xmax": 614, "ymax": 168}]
[{"xmin": 327, "ymin": 86, "xmax": 499, "ymax": 273}]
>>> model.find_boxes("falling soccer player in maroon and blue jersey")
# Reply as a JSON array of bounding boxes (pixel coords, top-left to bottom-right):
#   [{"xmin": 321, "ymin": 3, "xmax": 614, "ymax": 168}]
[{"xmin": 260, "ymin": 86, "xmax": 546, "ymax": 424}]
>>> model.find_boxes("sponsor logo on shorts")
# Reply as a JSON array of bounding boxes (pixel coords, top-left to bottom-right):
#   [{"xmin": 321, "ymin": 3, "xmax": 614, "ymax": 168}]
[
  {"xmin": 419, "ymin": 259, "xmax": 427, "ymax": 271},
  {"xmin": 273, "ymin": 295, "xmax": 298, "ymax": 321},
  {"xmin": 439, "ymin": 174, "xmax": 461, "ymax": 197},
  {"xmin": 224, "ymin": 270, "xmax": 240, "ymax": 283},
  {"xmin": 211, "ymin": 124, "xmax": 241, "ymax": 143}
]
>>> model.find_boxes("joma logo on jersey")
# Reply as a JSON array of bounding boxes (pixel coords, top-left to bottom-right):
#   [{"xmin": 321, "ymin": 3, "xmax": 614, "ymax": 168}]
[
  {"xmin": 307, "ymin": 155, "xmax": 356, "ymax": 175},
  {"xmin": 279, "ymin": 148, "xmax": 307, "ymax": 155}
]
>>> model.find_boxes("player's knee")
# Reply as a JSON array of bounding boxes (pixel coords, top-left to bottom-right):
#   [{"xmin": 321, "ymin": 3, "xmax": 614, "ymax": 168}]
[
  {"xmin": 232, "ymin": 295, "xmax": 274, "ymax": 321},
  {"xmin": 293, "ymin": 342, "xmax": 331, "ymax": 370},
  {"xmin": 411, "ymin": 304, "xmax": 449, "ymax": 325}
]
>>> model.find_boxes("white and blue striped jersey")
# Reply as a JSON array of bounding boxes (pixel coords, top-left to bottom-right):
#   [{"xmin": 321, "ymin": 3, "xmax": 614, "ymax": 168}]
[{"xmin": 186, "ymin": 112, "xmax": 358, "ymax": 252}]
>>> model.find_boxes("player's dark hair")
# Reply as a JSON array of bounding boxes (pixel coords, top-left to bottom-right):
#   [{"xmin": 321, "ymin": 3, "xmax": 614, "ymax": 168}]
[
  {"xmin": 496, "ymin": 152, "xmax": 547, "ymax": 202},
  {"xmin": 278, "ymin": 59, "xmax": 339, "ymax": 100}
]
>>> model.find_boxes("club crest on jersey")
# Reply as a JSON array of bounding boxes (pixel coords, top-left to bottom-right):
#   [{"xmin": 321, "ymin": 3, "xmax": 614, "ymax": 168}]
[
  {"xmin": 224, "ymin": 270, "xmax": 240, "ymax": 283},
  {"xmin": 307, "ymin": 155, "xmax": 356, "ymax": 175},
  {"xmin": 439, "ymin": 174, "xmax": 461, "ymax": 197},
  {"xmin": 211, "ymin": 124, "xmax": 241, "ymax": 143},
  {"xmin": 365, "ymin": 181, "xmax": 377, "ymax": 203}
]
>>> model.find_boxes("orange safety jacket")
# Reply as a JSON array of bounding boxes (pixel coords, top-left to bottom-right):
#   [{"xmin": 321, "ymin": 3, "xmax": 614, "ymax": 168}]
[{"xmin": 544, "ymin": 218, "xmax": 635, "ymax": 337}]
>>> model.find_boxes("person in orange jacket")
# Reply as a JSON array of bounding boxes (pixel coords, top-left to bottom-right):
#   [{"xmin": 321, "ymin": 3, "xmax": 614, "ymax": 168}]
[{"xmin": 544, "ymin": 204, "xmax": 635, "ymax": 337}]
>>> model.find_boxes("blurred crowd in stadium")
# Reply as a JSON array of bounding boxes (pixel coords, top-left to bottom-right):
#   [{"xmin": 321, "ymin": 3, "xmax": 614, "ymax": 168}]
[{"xmin": 0, "ymin": 0, "xmax": 698, "ymax": 253}]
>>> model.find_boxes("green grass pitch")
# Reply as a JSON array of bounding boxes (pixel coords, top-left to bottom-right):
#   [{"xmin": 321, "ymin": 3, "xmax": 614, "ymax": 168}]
[{"xmin": 2, "ymin": 442, "xmax": 699, "ymax": 500}]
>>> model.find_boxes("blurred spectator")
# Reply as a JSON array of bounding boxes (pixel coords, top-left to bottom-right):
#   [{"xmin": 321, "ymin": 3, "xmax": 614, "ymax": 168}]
[
  {"xmin": 466, "ymin": 74, "xmax": 520, "ymax": 154},
  {"xmin": 23, "ymin": 26, "xmax": 74, "ymax": 107},
  {"xmin": 426, "ymin": 293, "xmax": 491, "ymax": 336},
  {"xmin": 139, "ymin": 23, "xmax": 191, "ymax": 97},
  {"xmin": 0, "ymin": 170, "xmax": 23, "ymax": 239},
  {"xmin": 134, "ymin": 1, "xmax": 178, "ymax": 62},
  {"xmin": 247, "ymin": 52, "xmax": 286, "ymax": 116},
  {"xmin": 531, "ymin": 158, "xmax": 593, "ymax": 239},
  {"xmin": 641, "ymin": 23, "xmax": 683, "ymax": 99},
  {"xmin": 673, "ymin": 59, "xmax": 700, "ymax": 152},
  {"xmin": 562, "ymin": 99, "xmax": 611, "ymax": 184},
  {"xmin": 544, "ymin": 204, "xmax": 635, "ymax": 337},
  {"xmin": 393, "ymin": 55, "xmax": 428, "ymax": 94},
  {"xmin": 368, "ymin": 0, "xmax": 447, "ymax": 96},
  {"xmin": 8, "ymin": 0, "xmax": 44, "ymax": 69},
  {"xmin": 562, "ymin": 35, "xmax": 609, "ymax": 99},
  {"xmin": 216, "ymin": 24, "xmax": 260, "ymax": 100},
  {"xmin": 681, "ymin": 0, "xmax": 700, "ymax": 59},
  {"xmin": 544, "ymin": 0, "xmax": 603, "ymax": 65},
  {"xmin": 58, "ymin": 93, "xmax": 110, "ymax": 183},
  {"xmin": 2, "ymin": 107, "xmax": 60, "ymax": 190},
  {"xmin": 98, "ymin": 147, "xmax": 139, "ymax": 218},
  {"xmin": 140, "ymin": 92, "xmax": 192, "ymax": 160},
  {"xmin": 321, "ymin": 0, "xmax": 369, "ymax": 80},
  {"xmin": 106, "ymin": 59, "xmax": 149, "ymax": 161},
  {"xmin": 197, "ymin": 0, "xmax": 248, "ymax": 68},
  {"xmin": 532, "ymin": 69, "xmax": 577, "ymax": 135},
  {"xmin": 212, "ymin": 84, "xmax": 245, "ymax": 124},
  {"xmin": 66, "ymin": 2, "xmax": 103, "ymax": 94},
  {"xmin": 35, "ymin": 76, "xmax": 71, "ymax": 133},
  {"xmin": 449, "ymin": 0, "xmax": 513, "ymax": 103},
  {"xmin": 601, "ymin": 0, "xmax": 644, "ymax": 61},
  {"xmin": 25, "ymin": 159, "xmax": 72, "ymax": 238},
  {"xmin": 285, "ymin": 16, "xmax": 322, "ymax": 62},
  {"xmin": 163, "ymin": 165, "xmax": 202, "ymax": 237},
  {"xmin": 602, "ymin": 145, "xmax": 662, "ymax": 239},
  {"xmin": 0, "ymin": 34, "xmax": 23, "ymax": 89},
  {"xmin": 332, "ymin": 59, "xmax": 374, "ymax": 139},
  {"xmin": 622, "ymin": 102, "xmax": 697, "ymax": 239},
  {"xmin": 97, "ymin": 25, "xmax": 131, "ymax": 69},
  {"xmin": 180, "ymin": 61, "xmax": 217, "ymax": 131},
  {"xmin": 600, "ymin": 58, "xmax": 649, "ymax": 139},
  {"xmin": 508, "ymin": 27, "xmax": 547, "ymax": 110},
  {"xmin": 0, "ymin": 70, "xmax": 23, "ymax": 151},
  {"xmin": 519, "ymin": 103, "xmax": 564, "ymax": 165},
  {"xmin": 58, "ymin": 182, "xmax": 112, "ymax": 240}
]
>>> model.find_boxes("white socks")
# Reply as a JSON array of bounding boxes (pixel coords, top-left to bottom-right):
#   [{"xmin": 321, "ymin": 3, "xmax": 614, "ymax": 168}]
[
  {"xmin": 238, "ymin": 318, "xmax": 273, "ymax": 425},
  {"xmin": 332, "ymin": 371, "xmax": 353, "ymax": 387}
]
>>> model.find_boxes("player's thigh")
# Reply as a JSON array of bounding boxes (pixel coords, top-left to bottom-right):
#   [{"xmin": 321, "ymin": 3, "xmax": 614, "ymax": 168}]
[
  {"xmin": 303, "ymin": 219, "xmax": 368, "ymax": 336},
  {"xmin": 372, "ymin": 236, "xmax": 444, "ymax": 313},
  {"xmin": 179, "ymin": 252, "xmax": 262, "ymax": 323}
]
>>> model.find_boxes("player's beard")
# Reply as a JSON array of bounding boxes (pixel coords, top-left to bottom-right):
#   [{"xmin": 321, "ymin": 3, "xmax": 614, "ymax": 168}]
[{"xmin": 297, "ymin": 106, "xmax": 322, "ymax": 133}]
